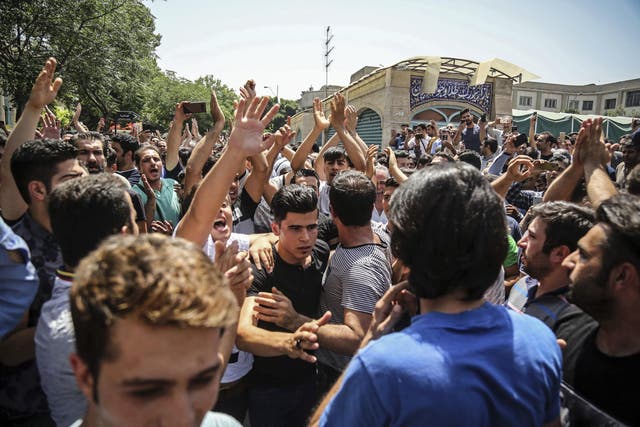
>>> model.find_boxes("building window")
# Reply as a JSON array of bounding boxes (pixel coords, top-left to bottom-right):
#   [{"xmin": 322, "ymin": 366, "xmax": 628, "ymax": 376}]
[
  {"xmin": 582, "ymin": 100, "xmax": 593, "ymax": 111},
  {"xmin": 605, "ymin": 98, "xmax": 616, "ymax": 110},
  {"xmin": 625, "ymin": 91, "xmax": 640, "ymax": 107},
  {"xmin": 519, "ymin": 96, "xmax": 532, "ymax": 107},
  {"xmin": 544, "ymin": 98, "xmax": 557, "ymax": 109},
  {"xmin": 568, "ymin": 100, "xmax": 580, "ymax": 110}
]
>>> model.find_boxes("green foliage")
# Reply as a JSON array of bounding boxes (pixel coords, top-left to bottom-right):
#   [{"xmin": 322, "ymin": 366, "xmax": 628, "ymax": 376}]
[
  {"xmin": 52, "ymin": 104, "xmax": 73, "ymax": 127},
  {"xmin": 141, "ymin": 72, "xmax": 238, "ymax": 133},
  {"xmin": 0, "ymin": 0, "xmax": 161, "ymax": 125},
  {"xmin": 264, "ymin": 97, "xmax": 299, "ymax": 133}
]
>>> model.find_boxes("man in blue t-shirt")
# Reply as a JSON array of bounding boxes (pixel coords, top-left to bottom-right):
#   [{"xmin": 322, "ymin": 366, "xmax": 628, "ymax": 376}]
[{"xmin": 312, "ymin": 163, "xmax": 562, "ymax": 427}]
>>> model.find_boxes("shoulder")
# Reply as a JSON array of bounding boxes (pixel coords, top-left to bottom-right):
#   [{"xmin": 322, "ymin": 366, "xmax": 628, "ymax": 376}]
[{"xmin": 201, "ymin": 411, "xmax": 242, "ymax": 427}]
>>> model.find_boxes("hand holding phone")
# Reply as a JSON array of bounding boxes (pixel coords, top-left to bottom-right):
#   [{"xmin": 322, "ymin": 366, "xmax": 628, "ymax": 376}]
[{"xmin": 182, "ymin": 102, "xmax": 207, "ymax": 114}]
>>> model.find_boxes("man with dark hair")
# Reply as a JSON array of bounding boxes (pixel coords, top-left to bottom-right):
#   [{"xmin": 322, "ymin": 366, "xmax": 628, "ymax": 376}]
[
  {"xmin": 111, "ymin": 133, "xmax": 141, "ymax": 186},
  {"xmin": 314, "ymin": 170, "xmax": 392, "ymax": 392},
  {"xmin": 535, "ymin": 131, "xmax": 557, "ymax": 161},
  {"xmin": 457, "ymin": 149, "xmax": 482, "ymax": 170},
  {"xmin": 68, "ymin": 234, "xmax": 241, "ymax": 426},
  {"xmin": 560, "ymin": 194, "xmax": 640, "ymax": 426},
  {"xmin": 0, "ymin": 58, "xmax": 87, "ymax": 424},
  {"xmin": 237, "ymin": 184, "xmax": 330, "ymax": 427},
  {"xmin": 616, "ymin": 131, "xmax": 640, "ymax": 189},
  {"xmin": 453, "ymin": 108, "xmax": 486, "ymax": 153},
  {"xmin": 507, "ymin": 201, "xmax": 595, "ymax": 331},
  {"xmin": 71, "ymin": 131, "xmax": 105, "ymax": 174},
  {"xmin": 480, "ymin": 138, "xmax": 499, "ymax": 172},
  {"xmin": 394, "ymin": 149, "xmax": 413, "ymax": 169},
  {"xmin": 34, "ymin": 173, "xmax": 138, "ymax": 426},
  {"xmin": 132, "ymin": 145, "xmax": 181, "ymax": 231},
  {"xmin": 312, "ymin": 163, "xmax": 562, "ymax": 427}
]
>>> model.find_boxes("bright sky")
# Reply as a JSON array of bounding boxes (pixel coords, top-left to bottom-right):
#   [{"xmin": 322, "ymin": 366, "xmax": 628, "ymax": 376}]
[{"xmin": 146, "ymin": 0, "xmax": 640, "ymax": 101}]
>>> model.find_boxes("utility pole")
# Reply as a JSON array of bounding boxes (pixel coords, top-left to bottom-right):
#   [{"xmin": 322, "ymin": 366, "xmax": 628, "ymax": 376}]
[
  {"xmin": 324, "ymin": 26, "xmax": 333, "ymax": 100},
  {"xmin": 322, "ymin": 26, "xmax": 334, "ymax": 145}
]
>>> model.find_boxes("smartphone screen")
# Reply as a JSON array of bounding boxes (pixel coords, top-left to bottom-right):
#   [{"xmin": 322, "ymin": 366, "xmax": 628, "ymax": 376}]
[{"xmin": 183, "ymin": 102, "xmax": 207, "ymax": 114}]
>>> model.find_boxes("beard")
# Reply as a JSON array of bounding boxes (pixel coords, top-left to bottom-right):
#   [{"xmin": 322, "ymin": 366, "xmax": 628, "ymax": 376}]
[{"xmin": 568, "ymin": 268, "xmax": 614, "ymax": 322}]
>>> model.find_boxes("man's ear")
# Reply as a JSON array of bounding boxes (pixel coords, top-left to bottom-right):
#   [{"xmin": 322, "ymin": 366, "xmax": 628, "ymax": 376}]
[
  {"xmin": 550, "ymin": 245, "xmax": 571, "ymax": 266},
  {"xmin": 271, "ymin": 222, "xmax": 281, "ymax": 236},
  {"xmin": 70, "ymin": 353, "xmax": 95, "ymax": 402},
  {"xmin": 27, "ymin": 181, "xmax": 48, "ymax": 202},
  {"xmin": 610, "ymin": 262, "xmax": 639, "ymax": 293}
]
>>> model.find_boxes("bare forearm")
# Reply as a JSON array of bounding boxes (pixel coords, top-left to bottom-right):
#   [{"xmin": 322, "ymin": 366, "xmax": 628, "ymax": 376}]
[
  {"xmin": 584, "ymin": 163, "xmax": 618, "ymax": 209},
  {"xmin": 236, "ymin": 326, "xmax": 296, "ymax": 357},
  {"xmin": 491, "ymin": 174, "xmax": 514, "ymax": 199},
  {"xmin": 335, "ymin": 126, "xmax": 365, "ymax": 171},
  {"xmin": 543, "ymin": 165, "xmax": 582, "ymax": 202},
  {"xmin": 388, "ymin": 163, "xmax": 408, "ymax": 184},
  {"xmin": 144, "ymin": 198, "xmax": 156, "ymax": 229},
  {"xmin": 166, "ymin": 119, "xmax": 184, "ymax": 170},
  {"xmin": 291, "ymin": 127, "xmax": 322, "ymax": 171},
  {"xmin": 317, "ymin": 323, "xmax": 362, "ymax": 356}
]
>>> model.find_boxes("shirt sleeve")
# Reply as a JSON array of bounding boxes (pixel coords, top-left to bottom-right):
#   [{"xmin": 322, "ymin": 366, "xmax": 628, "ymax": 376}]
[
  {"xmin": 320, "ymin": 356, "xmax": 389, "ymax": 427},
  {"xmin": 341, "ymin": 261, "xmax": 390, "ymax": 315}
]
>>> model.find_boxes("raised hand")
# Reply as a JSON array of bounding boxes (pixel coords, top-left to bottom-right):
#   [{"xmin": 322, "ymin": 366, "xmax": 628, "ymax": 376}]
[
  {"xmin": 329, "ymin": 93, "xmax": 346, "ymax": 130},
  {"xmin": 506, "ymin": 155, "xmax": 535, "ymax": 182},
  {"xmin": 239, "ymin": 79, "xmax": 257, "ymax": 117},
  {"xmin": 344, "ymin": 104, "xmax": 358, "ymax": 133},
  {"xmin": 27, "ymin": 57, "xmax": 62, "ymax": 110},
  {"xmin": 210, "ymin": 90, "xmax": 226, "ymax": 134},
  {"xmin": 579, "ymin": 118, "xmax": 609, "ymax": 167},
  {"xmin": 174, "ymin": 101, "xmax": 193, "ymax": 123},
  {"xmin": 384, "ymin": 147, "xmax": 398, "ymax": 170},
  {"xmin": 312, "ymin": 98, "xmax": 330, "ymax": 131},
  {"xmin": 191, "ymin": 117, "xmax": 201, "ymax": 140},
  {"xmin": 228, "ymin": 96, "xmax": 279, "ymax": 157},
  {"xmin": 96, "ymin": 117, "xmax": 105, "ymax": 133},
  {"xmin": 274, "ymin": 124, "xmax": 296, "ymax": 149},
  {"xmin": 41, "ymin": 106, "xmax": 61, "ymax": 139}
]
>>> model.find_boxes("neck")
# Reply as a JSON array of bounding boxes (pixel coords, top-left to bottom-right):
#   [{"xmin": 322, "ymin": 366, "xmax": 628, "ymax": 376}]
[
  {"xmin": 419, "ymin": 291, "xmax": 485, "ymax": 314},
  {"xmin": 535, "ymin": 269, "xmax": 570, "ymax": 298},
  {"xmin": 337, "ymin": 222, "xmax": 375, "ymax": 247},
  {"xmin": 597, "ymin": 315, "xmax": 640, "ymax": 356},
  {"xmin": 149, "ymin": 178, "xmax": 162, "ymax": 191},
  {"xmin": 120, "ymin": 161, "xmax": 135, "ymax": 171},
  {"xmin": 28, "ymin": 204, "xmax": 51, "ymax": 233}
]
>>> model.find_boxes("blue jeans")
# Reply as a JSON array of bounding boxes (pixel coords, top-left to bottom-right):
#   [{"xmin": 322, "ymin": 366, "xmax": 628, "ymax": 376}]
[{"xmin": 248, "ymin": 378, "xmax": 317, "ymax": 427}]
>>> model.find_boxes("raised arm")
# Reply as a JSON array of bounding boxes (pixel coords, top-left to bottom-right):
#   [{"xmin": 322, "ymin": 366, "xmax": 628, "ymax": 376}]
[
  {"xmin": 175, "ymin": 96, "xmax": 279, "ymax": 247},
  {"xmin": 344, "ymin": 104, "xmax": 368, "ymax": 157},
  {"xmin": 543, "ymin": 129, "xmax": 585, "ymax": 202},
  {"xmin": 329, "ymin": 93, "xmax": 365, "ymax": 171},
  {"xmin": 529, "ymin": 113, "xmax": 538, "ymax": 151},
  {"xmin": 72, "ymin": 102, "xmax": 89, "ymax": 133},
  {"xmin": 0, "ymin": 57, "xmax": 62, "ymax": 220},
  {"xmin": 491, "ymin": 156, "xmax": 534, "ymax": 199},
  {"xmin": 314, "ymin": 133, "xmax": 340, "ymax": 181},
  {"xmin": 183, "ymin": 91, "xmax": 226, "ymax": 195},
  {"xmin": 384, "ymin": 148, "xmax": 408, "ymax": 184},
  {"xmin": 581, "ymin": 118, "xmax": 618, "ymax": 209},
  {"xmin": 166, "ymin": 101, "xmax": 193, "ymax": 171},
  {"xmin": 291, "ymin": 98, "xmax": 330, "ymax": 171}
]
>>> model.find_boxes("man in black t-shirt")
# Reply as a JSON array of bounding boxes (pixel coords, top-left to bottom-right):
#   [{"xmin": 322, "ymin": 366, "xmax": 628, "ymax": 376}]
[
  {"xmin": 236, "ymin": 185, "xmax": 330, "ymax": 427},
  {"xmin": 560, "ymin": 194, "xmax": 640, "ymax": 426}
]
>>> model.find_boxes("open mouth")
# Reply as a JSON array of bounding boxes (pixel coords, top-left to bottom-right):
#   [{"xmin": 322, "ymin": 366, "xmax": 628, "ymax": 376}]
[{"xmin": 213, "ymin": 218, "xmax": 228, "ymax": 233}]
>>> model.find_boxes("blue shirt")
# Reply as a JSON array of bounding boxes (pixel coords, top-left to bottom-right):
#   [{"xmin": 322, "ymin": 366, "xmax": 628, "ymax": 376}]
[
  {"xmin": 0, "ymin": 217, "xmax": 38, "ymax": 337},
  {"xmin": 320, "ymin": 302, "xmax": 561, "ymax": 427}
]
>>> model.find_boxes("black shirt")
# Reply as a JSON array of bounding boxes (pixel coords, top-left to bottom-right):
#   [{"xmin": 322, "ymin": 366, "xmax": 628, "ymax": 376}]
[{"xmin": 248, "ymin": 240, "xmax": 330, "ymax": 386}]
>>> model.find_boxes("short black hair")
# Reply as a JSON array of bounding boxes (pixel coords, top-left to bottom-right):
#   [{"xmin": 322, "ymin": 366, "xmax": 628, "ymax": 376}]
[
  {"xmin": 329, "ymin": 170, "xmax": 376, "ymax": 226},
  {"xmin": 271, "ymin": 184, "xmax": 318, "ymax": 223},
  {"xmin": 384, "ymin": 177, "xmax": 400, "ymax": 188},
  {"xmin": 458, "ymin": 150, "xmax": 482, "ymax": 170},
  {"xmin": 323, "ymin": 146, "xmax": 348, "ymax": 162},
  {"xmin": 105, "ymin": 147, "xmax": 117, "ymax": 169},
  {"xmin": 329, "ymin": 170, "xmax": 375, "ymax": 226},
  {"xmin": 389, "ymin": 163, "xmax": 508, "ymax": 300},
  {"xmin": 110, "ymin": 133, "xmax": 139, "ymax": 156},
  {"xmin": 48, "ymin": 174, "xmax": 132, "ymax": 268},
  {"xmin": 133, "ymin": 145, "xmax": 160, "ymax": 167},
  {"xmin": 290, "ymin": 168, "xmax": 320, "ymax": 185},
  {"xmin": 11, "ymin": 139, "xmax": 78, "ymax": 204},
  {"xmin": 528, "ymin": 201, "xmax": 594, "ymax": 253},
  {"xmin": 460, "ymin": 108, "xmax": 470, "ymax": 116},
  {"xmin": 597, "ymin": 194, "xmax": 640, "ymax": 273},
  {"xmin": 483, "ymin": 138, "xmax": 498, "ymax": 153}
]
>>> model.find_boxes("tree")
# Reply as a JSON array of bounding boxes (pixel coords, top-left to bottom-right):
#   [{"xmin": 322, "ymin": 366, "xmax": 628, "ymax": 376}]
[
  {"xmin": 264, "ymin": 97, "xmax": 299, "ymax": 133},
  {"xmin": 141, "ymin": 71, "xmax": 238, "ymax": 133},
  {"xmin": 0, "ymin": 0, "xmax": 160, "ymax": 122}
]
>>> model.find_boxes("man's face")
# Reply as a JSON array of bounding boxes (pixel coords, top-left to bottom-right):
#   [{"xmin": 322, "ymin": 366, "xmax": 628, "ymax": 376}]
[
  {"xmin": 111, "ymin": 141, "xmax": 126, "ymax": 170},
  {"xmin": 461, "ymin": 112, "xmax": 473, "ymax": 126},
  {"xmin": 374, "ymin": 171, "xmax": 386, "ymax": 194},
  {"xmin": 622, "ymin": 144, "xmax": 640, "ymax": 168},
  {"xmin": 396, "ymin": 156, "xmax": 413, "ymax": 169},
  {"xmin": 76, "ymin": 139, "xmax": 105, "ymax": 174},
  {"xmin": 382, "ymin": 185, "xmax": 397, "ymax": 217},
  {"xmin": 518, "ymin": 217, "xmax": 552, "ymax": 280},
  {"xmin": 294, "ymin": 176, "xmax": 319, "ymax": 196},
  {"xmin": 562, "ymin": 224, "xmax": 613, "ymax": 320},
  {"xmin": 78, "ymin": 317, "xmax": 223, "ymax": 427},
  {"xmin": 49, "ymin": 159, "xmax": 88, "ymax": 191},
  {"xmin": 536, "ymin": 135, "xmax": 550, "ymax": 151},
  {"xmin": 137, "ymin": 149, "xmax": 163, "ymax": 183},
  {"xmin": 156, "ymin": 141, "xmax": 167, "ymax": 156},
  {"xmin": 273, "ymin": 210, "xmax": 318, "ymax": 264},
  {"xmin": 211, "ymin": 197, "xmax": 233, "ymax": 243},
  {"xmin": 426, "ymin": 126, "xmax": 436, "ymax": 137},
  {"xmin": 324, "ymin": 157, "xmax": 348, "ymax": 184},
  {"xmin": 480, "ymin": 141, "xmax": 491, "ymax": 157},
  {"xmin": 546, "ymin": 161, "xmax": 567, "ymax": 185}
]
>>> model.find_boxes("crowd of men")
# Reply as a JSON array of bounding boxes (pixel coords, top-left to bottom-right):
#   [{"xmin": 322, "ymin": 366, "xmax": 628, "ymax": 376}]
[{"xmin": 0, "ymin": 57, "xmax": 639, "ymax": 427}]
